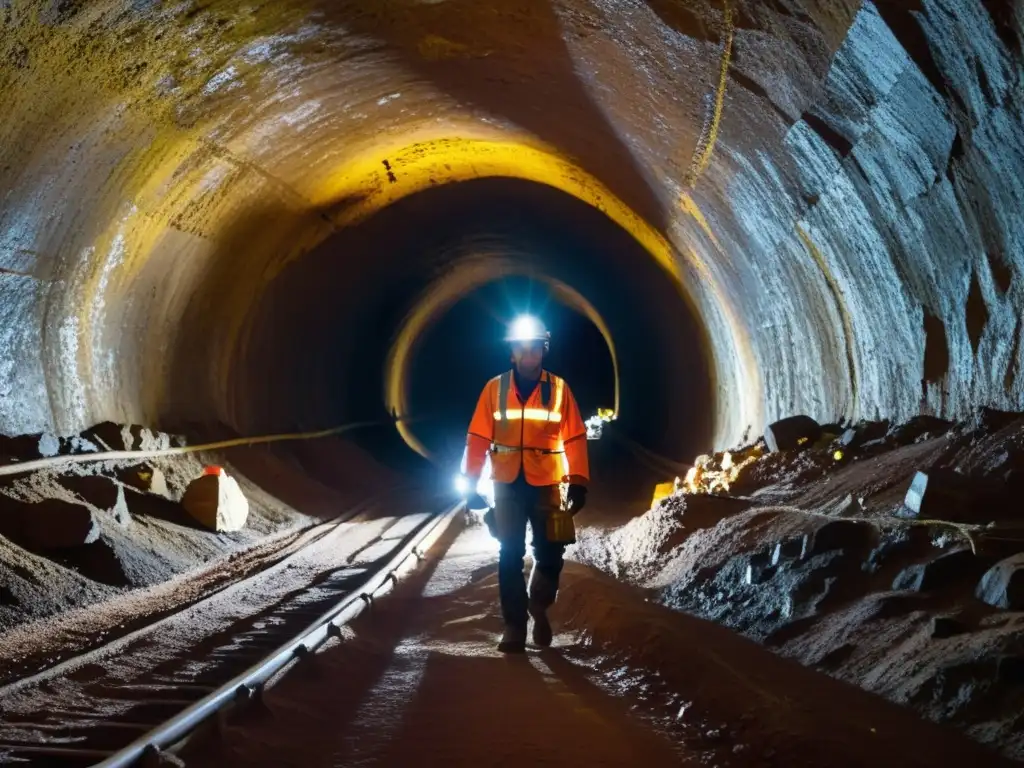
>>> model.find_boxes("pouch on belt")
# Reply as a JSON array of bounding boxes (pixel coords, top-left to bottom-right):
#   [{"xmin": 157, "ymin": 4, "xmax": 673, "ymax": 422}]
[{"xmin": 544, "ymin": 484, "xmax": 576, "ymax": 544}]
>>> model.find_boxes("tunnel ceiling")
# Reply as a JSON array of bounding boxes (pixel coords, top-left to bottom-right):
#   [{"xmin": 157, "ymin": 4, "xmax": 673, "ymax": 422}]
[{"xmin": 1, "ymin": 0, "xmax": 1022, "ymax": 452}]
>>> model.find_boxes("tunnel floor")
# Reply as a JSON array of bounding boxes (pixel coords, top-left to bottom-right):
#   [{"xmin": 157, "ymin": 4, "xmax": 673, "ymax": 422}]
[
  {"xmin": 181, "ymin": 524, "xmax": 1005, "ymax": 768},
  {"xmin": 1, "ymin": 411, "xmax": 1024, "ymax": 764}
]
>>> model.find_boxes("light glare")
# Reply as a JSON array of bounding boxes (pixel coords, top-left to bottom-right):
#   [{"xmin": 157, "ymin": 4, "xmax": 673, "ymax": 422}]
[{"xmin": 509, "ymin": 314, "xmax": 542, "ymax": 341}]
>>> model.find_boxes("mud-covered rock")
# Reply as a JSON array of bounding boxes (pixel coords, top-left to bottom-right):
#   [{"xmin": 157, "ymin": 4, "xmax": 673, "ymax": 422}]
[
  {"xmin": 0, "ymin": 497, "xmax": 100, "ymax": 550},
  {"xmin": 996, "ymin": 656, "xmax": 1024, "ymax": 685},
  {"xmin": 55, "ymin": 474, "xmax": 133, "ymax": 526},
  {"xmin": 0, "ymin": 584, "xmax": 17, "ymax": 607},
  {"xmin": 976, "ymin": 553, "xmax": 1024, "ymax": 609},
  {"xmin": 836, "ymin": 420, "xmax": 890, "ymax": 451},
  {"xmin": 807, "ymin": 519, "xmax": 874, "ymax": 558},
  {"xmin": 55, "ymin": 538, "xmax": 131, "ymax": 587},
  {"xmin": 863, "ymin": 527, "xmax": 931, "ymax": 575},
  {"xmin": 771, "ymin": 536, "xmax": 808, "ymax": 566},
  {"xmin": 887, "ymin": 416, "xmax": 954, "ymax": 445},
  {"xmin": 0, "ymin": 434, "xmax": 44, "ymax": 463},
  {"xmin": 82, "ymin": 421, "xmax": 135, "ymax": 451},
  {"xmin": 117, "ymin": 464, "xmax": 171, "ymax": 498},
  {"xmin": 892, "ymin": 549, "xmax": 986, "ymax": 592},
  {"xmin": 764, "ymin": 415, "xmax": 822, "ymax": 453},
  {"xmin": 899, "ymin": 469, "xmax": 1000, "ymax": 524}
]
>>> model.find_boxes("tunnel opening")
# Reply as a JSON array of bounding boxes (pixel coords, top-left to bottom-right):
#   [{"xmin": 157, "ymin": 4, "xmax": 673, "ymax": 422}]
[
  {"xmin": 404, "ymin": 275, "xmax": 617, "ymax": 467},
  {"xmin": 209, "ymin": 176, "xmax": 715, "ymax": 498}
]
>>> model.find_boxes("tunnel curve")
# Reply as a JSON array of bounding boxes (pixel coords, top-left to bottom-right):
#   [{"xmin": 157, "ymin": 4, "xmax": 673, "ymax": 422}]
[
  {"xmin": 1, "ymin": 0, "xmax": 1022, "ymax": 490},
  {"xmin": 385, "ymin": 259, "xmax": 622, "ymax": 461}
]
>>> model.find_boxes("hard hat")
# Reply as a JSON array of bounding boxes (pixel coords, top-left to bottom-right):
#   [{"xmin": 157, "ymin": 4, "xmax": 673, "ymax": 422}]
[{"xmin": 505, "ymin": 315, "xmax": 550, "ymax": 348}]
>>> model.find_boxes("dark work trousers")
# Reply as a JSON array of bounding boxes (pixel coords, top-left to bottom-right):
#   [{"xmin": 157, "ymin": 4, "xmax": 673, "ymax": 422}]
[{"xmin": 493, "ymin": 478, "xmax": 566, "ymax": 630}]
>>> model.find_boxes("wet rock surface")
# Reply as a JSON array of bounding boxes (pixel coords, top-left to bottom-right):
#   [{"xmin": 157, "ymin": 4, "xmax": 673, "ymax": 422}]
[{"xmin": 573, "ymin": 411, "xmax": 1024, "ymax": 760}]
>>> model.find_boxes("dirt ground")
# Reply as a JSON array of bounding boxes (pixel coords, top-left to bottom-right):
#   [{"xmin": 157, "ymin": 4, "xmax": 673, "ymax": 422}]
[
  {"xmin": 181, "ymin": 523, "xmax": 1009, "ymax": 768},
  {"xmin": 3, "ymin": 411, "xmax": 1024, "ymax": 764},
  {"xmin": 0, "ymin": 422, "xmax": 395, "ymax": 648},
  {"xmin": 572, "ymin": 408, "xmax": 1024, "ymax": 762}
]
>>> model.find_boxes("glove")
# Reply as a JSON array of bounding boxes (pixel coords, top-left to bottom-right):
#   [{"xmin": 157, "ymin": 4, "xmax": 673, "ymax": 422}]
[
  {"xmin": 482, "ymin": 507, "xmax": 499, "ymax": 539},
  {"xmin": 567, "ymin": 484, "xmax": 587, "ymax": 515},
  {"xmin": 466, "ymin": 490, "xmax": 490, "ymax": 512}
]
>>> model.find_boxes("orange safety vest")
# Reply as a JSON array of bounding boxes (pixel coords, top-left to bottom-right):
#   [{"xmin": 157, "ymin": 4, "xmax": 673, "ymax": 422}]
[{"xmin": 463, "ymin": 370, "xmax": 590, "ymax": 486}]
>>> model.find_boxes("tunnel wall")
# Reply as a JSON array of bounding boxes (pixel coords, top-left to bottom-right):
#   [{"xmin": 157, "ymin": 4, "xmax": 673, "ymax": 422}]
[
  {"xmin": 692, "ymin": 0, "xmax": 1024, "ymax": 426},
  {"xmin": 0, "ymin": 0, "xmax": 1022, "ymax": 455}
]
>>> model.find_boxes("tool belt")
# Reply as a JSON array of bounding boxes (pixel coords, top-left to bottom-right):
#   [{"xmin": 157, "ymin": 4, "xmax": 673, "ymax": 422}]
[{"xmin": 490, "ymin": 444, "xmax": 564, "ymax": 455}]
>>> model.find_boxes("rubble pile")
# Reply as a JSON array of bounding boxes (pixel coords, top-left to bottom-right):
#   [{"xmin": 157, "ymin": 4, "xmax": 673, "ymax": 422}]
[
  {"xmin": 576, "ymin": 408, "xmax": 1024, "ymax": 761},
  {"xmin": 0, "ymin": 422, "xmax": 306, "ymax": 633}
]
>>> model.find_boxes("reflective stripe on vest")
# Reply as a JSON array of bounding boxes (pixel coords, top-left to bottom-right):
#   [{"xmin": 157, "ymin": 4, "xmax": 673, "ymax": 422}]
[
  {"xmin": 497, "ymin": 370, "xmax": 512, "ymax": 423},
  {"xmin": 492, "ymin": 408, "xmax": 562, "ymax": 422},
  {"xmin": 490, "ymin": 371, "xmax": 564, "ymax": 450}
]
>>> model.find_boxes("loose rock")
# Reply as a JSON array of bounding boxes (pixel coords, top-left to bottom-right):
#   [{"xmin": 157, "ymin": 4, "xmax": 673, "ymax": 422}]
[
  {"xmin": 892, "ymin": 549, "xmax": 988, "ymax": 593},
  {"xmin": 0, "ymin": 497, "xmax": 100, "ymax": 550},
  {"xmin": 900, "ymin": 469, "xmax": 992, "ymax": 523},
  {"xmin": 181, "ymin": 470, "xmax": 249, "ymax": 532},
  {"xmin": 82, "ymin": 421, "xmax": 134, "ymax": 451},
  {"xmin": 764, "ymin": 415, "xmax": 822, "ymax": 453},
  {"xmin": 808, "ymin": 519, "xmax": 874, "ymax": 558},
  {"xmin": 976, "ymin": 553, "xmax": 1024, "ymax": 609}
]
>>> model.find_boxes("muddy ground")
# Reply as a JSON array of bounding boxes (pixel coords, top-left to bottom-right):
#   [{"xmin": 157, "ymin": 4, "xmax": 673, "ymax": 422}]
[{"xmin": 572, "ymin": 408, "xmax": 1024, "ymax": 761}]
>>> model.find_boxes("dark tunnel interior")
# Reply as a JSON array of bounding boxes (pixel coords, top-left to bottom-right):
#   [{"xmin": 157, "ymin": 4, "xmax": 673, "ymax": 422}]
[
  {"xmin": 405, "ymin": 275, "xmax": 617, "ymax": 464},
  {"xmin": 229, "ymin": 178, "xmax": 714, "ymax": 487}
]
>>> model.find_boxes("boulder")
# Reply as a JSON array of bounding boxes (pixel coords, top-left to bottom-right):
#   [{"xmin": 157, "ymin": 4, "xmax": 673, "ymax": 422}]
[
  {"xmin": 82, "ymin": 421, "xmax": 134, "ymax": 451},
  {"xmin": 55, "ymin": 474, "xmax": 133, "ymax": 526},
  {"xmin": 118, "ymin": 464, "xmax": 171, "ymax": 497},
  {"xmin": 763, "ymin": 415, "xmax": 822, "ymax": 453},
  {"xmin": 0, "ymin": 434, "xmax": 45, "ymax": 463},
  {"xmin": 899, "ymin": 469, "xmax": 995, "ymax": 523},
  {"xmin": 976, "ymin": 553, "xmax": 1024, "ymax": 609},
  {"xmin": 887, "ymin": 415, "xmax": 953, "ymax": 445},
  {"xmin": 0, "ymin": 497, "xmax": 100, "ymax": 550},
  {"xmin": 891, "ymin": 549, "xmax": 986, "ymax": 592},
  {"xmin": 808, "ymin": 519, "xmax": 874, "ymax": 558},
  {"xmin": 181, "ymin": 470, "xmax": 249, "ymax": 532}
]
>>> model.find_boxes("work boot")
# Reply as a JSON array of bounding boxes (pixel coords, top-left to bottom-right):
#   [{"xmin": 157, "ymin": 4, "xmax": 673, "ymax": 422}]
[
  {"xmin": 528, "ymin": 569, "xmax": 558, "ymax": 647},
  {"xmin": 497, "ymin": 624, "xmax": 527, "ymax": 654},
  {"xmin": 528, "ymin": 602, "xmax": 552, "ymax": 647}
]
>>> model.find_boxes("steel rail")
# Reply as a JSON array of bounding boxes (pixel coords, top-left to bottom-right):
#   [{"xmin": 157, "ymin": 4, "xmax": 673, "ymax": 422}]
[
  {"xmin": 0, "ymin": 490, "xmax": 398, "ymax": 698},
  {"xmin": 90, "ymin": 503, "xmax": 461, "ymax": 768}
]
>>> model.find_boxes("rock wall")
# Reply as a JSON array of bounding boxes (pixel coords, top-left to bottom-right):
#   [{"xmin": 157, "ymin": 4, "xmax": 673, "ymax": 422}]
[{"xmin": 0, "ymin": 0, "xmax": 1020, "ymax": 454}]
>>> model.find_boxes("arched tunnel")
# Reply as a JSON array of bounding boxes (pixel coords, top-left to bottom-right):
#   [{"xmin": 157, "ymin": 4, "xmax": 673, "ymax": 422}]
[
  {"xmin": 3, "ymin": 0, "xmax": 1022, "ymax": 469},
  {"xmin": 1, "ymin": 0, "xmax": 1024, "ymax": 764}
]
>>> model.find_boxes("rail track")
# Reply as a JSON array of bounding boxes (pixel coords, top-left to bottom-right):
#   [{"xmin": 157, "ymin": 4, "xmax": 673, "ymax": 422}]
[{"xmin": 0, "ymin": 501, "xmax": 460, "ymax": 767}]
